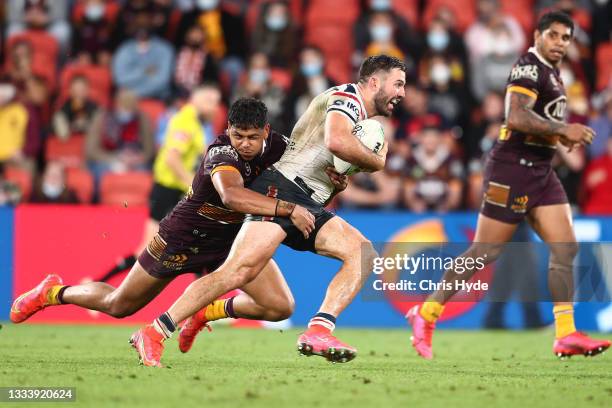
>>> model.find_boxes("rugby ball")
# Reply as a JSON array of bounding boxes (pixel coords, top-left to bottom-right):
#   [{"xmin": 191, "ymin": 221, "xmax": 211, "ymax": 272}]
[{"xmin": 333, "ymin": 119, "xmax": 385, "ymax": 176}]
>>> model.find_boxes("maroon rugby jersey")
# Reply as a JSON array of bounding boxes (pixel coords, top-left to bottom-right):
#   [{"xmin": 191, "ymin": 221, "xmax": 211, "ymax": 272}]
[
  {"xmin": 490, "ymin": 47, "xmax": 567, "ymax": 164},
  {"xmin": 159, "ymin": 131, "xmax": 288, "ymax": 246}
]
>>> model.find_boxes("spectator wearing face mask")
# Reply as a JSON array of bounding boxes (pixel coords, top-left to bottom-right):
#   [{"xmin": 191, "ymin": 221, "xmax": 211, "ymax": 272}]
[
  {"xmin": 362, "ymin": 11, "xmax": 405, "ymax": 61},
  {"xmin": 589, "ymin": 91, "xmax": 612, "ymax": 159},
  {"xmin": 580, "ymin": 135, "xmax": 612, "ymax": 215},
  {"xmin": 177, "ymin": 0, "xmax": 248, "ymax": 94},
  {"xmin": 6, "ymin": 0, "xmax": 71, "ymax": 54},
  {"xmin": 251, "ymin": 0, "xmax": 296, "ymax": 68},
  {"xmin": 52, "ymin": 75, "xmax": 100, "ymax": 141},
  {"xmin": 403, "ymin": 126, "xmax": 464, "ymax": 213},
  {"xmin": 71, "ymin": 0, "xmax": 119, "ymax": 66},
  {"xmin": 86, "ymin": 88, "xmax": 154, "ymax": 186},
  {"xmin": 465, "ymin": 0, "xmax": 525, "ymax": 101},
  {"xmin": 112, "ymin": 12, "xmax": 175, "ymax": 99},
  {"xmin": 174, "ymin": 25, "xmax": 219, "ymax": 97},
  {"xmin": 354, "ymin": 0, "xmax": 421, "ymax": 64},
  {"xmin": 283, "ymin": 45, "xmax": 335, "ymax": 133},
  {"xmin": 233, "ymin": 52, "xmax": 286, "ymax": 132},
  {"xmin": 29, "ymin": 160, "xmax": 79, "ymax": 204},
  {"xmin": 421, "ymin": 54, "xmax": 470, "ymax": 129}
]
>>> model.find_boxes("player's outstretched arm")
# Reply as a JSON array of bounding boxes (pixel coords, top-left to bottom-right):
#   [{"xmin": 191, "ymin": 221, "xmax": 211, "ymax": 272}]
[
  {"xmin": 507, "ymin": 91, "xmax": 594, "ymax": 146},
  {"xmin": 212, "ymin": 169, "xmax": 315, "ymax": 237},
  {"xmin": 325, "ymin": 111, "xmax": 387, "ymax": 172}
]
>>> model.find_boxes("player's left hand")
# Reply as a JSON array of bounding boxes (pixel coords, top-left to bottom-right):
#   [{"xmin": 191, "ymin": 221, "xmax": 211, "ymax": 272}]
[
  {"xmin": 325, "ymin": 167, "xmax": 348, "ymax": 191},
  {"xmin": 559, "ymin": 136, "xmax": 578, "ymax": 153}
]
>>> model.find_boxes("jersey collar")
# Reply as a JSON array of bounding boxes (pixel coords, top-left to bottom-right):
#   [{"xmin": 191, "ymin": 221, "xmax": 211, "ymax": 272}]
[
  {"xmin": 528, "ymin": 47, "xmax": 554, "ymax": 69},
  {"xmin": 353, "ymin": 83, "xmax": 368, "ymax": 120}
]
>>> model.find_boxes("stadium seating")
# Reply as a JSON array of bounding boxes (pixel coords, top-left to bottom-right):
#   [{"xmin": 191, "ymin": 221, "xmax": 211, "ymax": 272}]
[
  {"xmin": 45, "ymin": 135, "xmax": 86, "ymax": 169},
  {"xmin": 421, "ymin": 0, "xmax": 477, "ymax": 32},
  {"xmin": 4, "ymin": 166, "xmax": 33, "ymax": 201},
  {"xmin": 501, "ymin": 0, "xmax": 534, "ymax": 35},
  {"xmin": 392, "ymin": 0, "xmax": 419, "ymax": 27},
  {"xmin": 66, "ymin": 167, "xmax": 94, "ymax": 204},
  {"xmin": 99, "ymin": 172, "xmax": 153, "ymax": 207}
]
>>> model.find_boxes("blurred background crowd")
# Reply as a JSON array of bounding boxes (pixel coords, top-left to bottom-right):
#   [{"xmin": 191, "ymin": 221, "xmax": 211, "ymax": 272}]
[{"xmin": 0, "ymin": 0, "xmax": 610, "ymax": 214}]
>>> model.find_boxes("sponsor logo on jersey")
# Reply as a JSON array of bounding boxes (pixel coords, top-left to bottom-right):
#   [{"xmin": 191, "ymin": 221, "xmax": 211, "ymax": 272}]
[
  {"xmin": 544, "ymin": 96, "xmax": 567, "ymax": 122},
  {"xmin": 209, "ymin": 145, "xmax": 239, "ymax": 161},
  {"xmin": 510, "ymin": 195, "xmax": 529, "ymax": 213},
  {"xmin": 510, "ymin": 64, "xmax": 538, "ymax": 82}
]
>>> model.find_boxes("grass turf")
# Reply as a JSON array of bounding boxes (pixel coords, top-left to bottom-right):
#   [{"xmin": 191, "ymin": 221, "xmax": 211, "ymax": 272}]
[{"xmin": 1, "ymin": 324, "xmax": 611, "ymax": 408}]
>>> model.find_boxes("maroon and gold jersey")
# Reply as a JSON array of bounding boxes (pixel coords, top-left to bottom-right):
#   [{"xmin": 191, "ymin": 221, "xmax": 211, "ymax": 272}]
[
  {"xmin": 158, "ymin": 131, "xmax": 288, "ymax": 247},
  {"xmin": 490, "ymin": 47, "xmax": 567, "ymax": 164}
]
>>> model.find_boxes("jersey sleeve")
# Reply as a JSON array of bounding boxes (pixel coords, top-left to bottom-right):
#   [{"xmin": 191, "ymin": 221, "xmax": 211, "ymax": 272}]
[
  {"xmin": 326, "ymin": 90, "xmax": 363, "ymax": 124},
  {"xmin": 205, "ymin": 145, "xmax": 241, "ymax": 177},
  {"xmin": 506, "ymin": 60, "xmax": 540, "ymax": 99}
]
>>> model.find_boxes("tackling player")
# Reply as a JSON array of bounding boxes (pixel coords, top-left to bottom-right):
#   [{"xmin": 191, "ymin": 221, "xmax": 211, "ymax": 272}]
[
  {"xmin": 407, "ymin": 11, "xmax": 611, "ymax": 359},
  {"xmin": 131, "ymin": 55, "xmax": 406, "ymax": 366},
  {"xmin": 96, "ymin": 84, "xmax": 221, "ymax": 283},
  {"xmin": 10, "ymin": 99, "xmax": 323, "ymax": 366}
]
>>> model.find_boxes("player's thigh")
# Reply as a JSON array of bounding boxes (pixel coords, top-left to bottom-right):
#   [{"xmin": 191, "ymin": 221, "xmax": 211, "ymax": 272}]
[
  {"xmin": 473, "ymin": 213, "xmax": 519, "ymax": 243},
  {"xmin": 240, "ymin": 259, "xmax": 294, "ymax": 311},
  {"xmin": 223, "ymin": 221, "xmax": 287, "ymax": 271},
  {"xmin": 110, "ymin": 261, "xmax": 172, "ymax": 308},
  {"xmin": 314, "ymin": 216, "xmax": 374, "ymax": 262},
  {"xmin": 527, "ymin": 204, "xmax": 575, "ymax": 243}
]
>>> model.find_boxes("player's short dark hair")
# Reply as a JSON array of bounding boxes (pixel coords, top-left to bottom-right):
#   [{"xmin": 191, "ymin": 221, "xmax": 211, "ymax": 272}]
[
  {"xmin": 536, "ymin": 11, "xmax": 574, "ymax": 36},
  {"xmin": 228, "ymin": 98, "xmax": 268, "ymax": 129},
  {"xmin": 358, "ymin": 55, "xmax": 406, "ymax": 84}
]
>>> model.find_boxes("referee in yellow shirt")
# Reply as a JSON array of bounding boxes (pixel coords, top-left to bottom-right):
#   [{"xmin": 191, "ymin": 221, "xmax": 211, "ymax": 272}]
[{"xmin": 98, "ymin": 84, "xmax": 222, "ymax": 281}]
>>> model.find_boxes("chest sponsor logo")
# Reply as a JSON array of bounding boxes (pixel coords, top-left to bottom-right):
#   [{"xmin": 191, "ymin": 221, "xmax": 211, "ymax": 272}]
[
  {"xmin": 245, "ymin": 162, "xmax": 251, "ymax": 177},
  {"xmin": 510, "ymin": 64, "xmax": 538, "ymax": 82}
]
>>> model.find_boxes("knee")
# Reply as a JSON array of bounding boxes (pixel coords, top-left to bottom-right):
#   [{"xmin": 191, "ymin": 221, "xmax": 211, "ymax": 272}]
[
  {"xmin": 265, "ymin": 296, "xmax": 295, "ymax": 321},
  {"xmin": 550, "ymin": 241, "xmax": 579, "ymax": 265},
  {"xmin": 106, "ymin": 296, "xmax": 137, "ymax": 318}
]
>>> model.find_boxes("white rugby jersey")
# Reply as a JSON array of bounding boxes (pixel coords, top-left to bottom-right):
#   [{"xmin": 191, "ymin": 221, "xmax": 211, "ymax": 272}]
[{"xmin": 274, "ymin": 83, "xmax": 368, "ymax": 204}]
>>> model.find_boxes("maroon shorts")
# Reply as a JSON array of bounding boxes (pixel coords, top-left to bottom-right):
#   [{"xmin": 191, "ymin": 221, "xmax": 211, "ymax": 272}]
[
  {"xmin": 480, "ymin": 158, "xmax": 568, "ymax": 224},
  {"xmin": 138, "ymin": 234, "xmax": 231, "ymax": 279}
]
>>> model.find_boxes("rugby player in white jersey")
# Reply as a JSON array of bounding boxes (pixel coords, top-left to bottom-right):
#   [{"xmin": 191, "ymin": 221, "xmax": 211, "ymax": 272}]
[{"xmin": 132, "ymin": 55, "xmax": 406, "ymax": 366}]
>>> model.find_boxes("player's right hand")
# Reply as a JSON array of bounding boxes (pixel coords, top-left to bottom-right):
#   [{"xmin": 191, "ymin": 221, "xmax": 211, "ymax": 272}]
[
  {"xmin": 561, "ymin": 123, "xmax": 595, "ymax": 146},
  {"xmin": 290, "ymin": 205, "xmax": 315, "ymax": 239}
]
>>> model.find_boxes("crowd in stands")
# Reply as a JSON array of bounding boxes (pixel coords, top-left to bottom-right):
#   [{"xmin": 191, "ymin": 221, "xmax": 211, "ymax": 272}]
[{"xmin": 0, "ymin": 0, "xmax": 611, "ymax": 214}]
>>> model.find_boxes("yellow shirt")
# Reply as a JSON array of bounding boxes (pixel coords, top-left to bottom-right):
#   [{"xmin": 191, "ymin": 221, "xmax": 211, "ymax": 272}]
[
  {"xmin": 0, "ymin": 102, "xmax": 28, "ymax": 161},
  {"xmin": 153, "ymin": 104, "xmax": 206, "ymax": 192}
]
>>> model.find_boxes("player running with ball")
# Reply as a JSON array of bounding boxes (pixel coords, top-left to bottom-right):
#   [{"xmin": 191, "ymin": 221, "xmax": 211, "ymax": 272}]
[
  {"xmin": 130, "ymin": 55, "xmax": 406, "ymax": 366},
  {"xmin": 408, "ymin": 11, "xmax": 610, "ymax": 360}
]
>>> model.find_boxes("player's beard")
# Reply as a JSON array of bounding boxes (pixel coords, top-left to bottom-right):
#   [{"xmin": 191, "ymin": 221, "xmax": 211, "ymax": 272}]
[{"xmin": 374, "ymin": 89, "xmax": 393, "ymax": 117}]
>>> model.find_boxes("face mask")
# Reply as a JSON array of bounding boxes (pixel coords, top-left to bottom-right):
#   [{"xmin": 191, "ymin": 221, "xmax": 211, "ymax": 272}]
[
  {"xmin": 430, "ymin": 63, "xmax": 451, "ymax": 86},
  {"xmin": 42, "ymin": 183, "xmax": 63, "ymax": 199},
  {"xmin": 370, "ymin": 0, "xmax": 391, "ymax": 11},
  {"xmin": 85, "ymin": 4, "xmax": 104, "ymax": 21},
  {"xmin": 197, "ymin": 0, "xmax": 219, "ymax": 10},
  {"xmin": 301, "ymin": 60, "xmax": 323, "ymax": 77},
  {"xmin": 427, "ymin": 30, "xmax": 449, "ymax": 51},
  {"xmin": 266, "ymin": 15, "xmax": 287, "ymax": 31},
  {"xmin": 116, "ymin": 110, "xmax": 135, "ymax": 123},
  {"xmin": 560, "ymin": 68, "xmax": 575, "ymax": 86},
  {"xmin": 370, "ymin": 24, "xmax": 392, "ymax": 42},
  {"xmin": 249, "ymin": 69, "xmax": 269, "ymax": 85}
]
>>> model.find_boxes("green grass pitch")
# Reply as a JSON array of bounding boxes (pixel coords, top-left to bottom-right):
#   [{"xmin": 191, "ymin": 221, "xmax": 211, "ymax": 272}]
[{"xmin": 1, "ymin": 324, "xmax": 611, "ymax": 407}]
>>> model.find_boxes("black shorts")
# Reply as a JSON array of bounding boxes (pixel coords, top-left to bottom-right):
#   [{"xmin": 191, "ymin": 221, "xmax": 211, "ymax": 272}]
[
  {"xmin": 245, "ymin": 168, "xmax": 335, "ymax": 252},
  {"xmin": 138, "ymin": 233, "xmax": 230, "ymax": 279},
  {"xmin": 481, "ymin": 157, "xmax": 568, "ymax": 224},
  {"xmin": 149, "ymin": 182, "xmax": 184, "ymax": 222}
]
